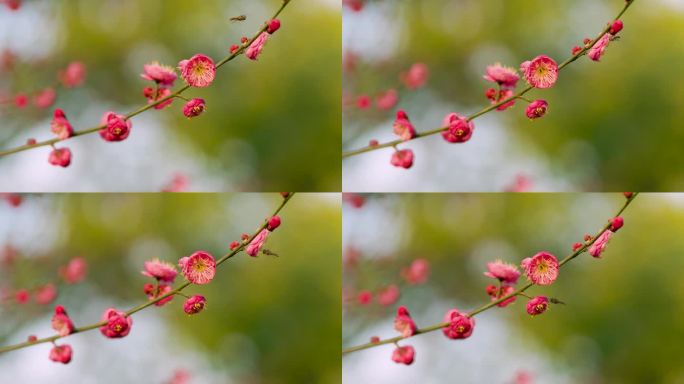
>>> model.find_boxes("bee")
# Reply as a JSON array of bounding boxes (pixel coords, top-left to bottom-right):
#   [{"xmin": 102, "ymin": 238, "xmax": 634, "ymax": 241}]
[{"xmin": 229, "ymin": 15, "xmax": 247, "ymax": 22}]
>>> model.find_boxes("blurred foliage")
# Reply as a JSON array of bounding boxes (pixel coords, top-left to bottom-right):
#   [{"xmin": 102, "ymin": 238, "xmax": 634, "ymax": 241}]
[
  {"xmin": 343, "ymin": 193, "xmax": 684, "ymax": 383},
  {"xmin": 0, "ymin": 0, "xmax": 340, "ymax": 191},
  {"xmin": 343, "ymin": 0, "xmax": 684, "ymax": 191},
  {"xmin": 0, "ymin": 193, "xmax": 341, "ymax": 383}
]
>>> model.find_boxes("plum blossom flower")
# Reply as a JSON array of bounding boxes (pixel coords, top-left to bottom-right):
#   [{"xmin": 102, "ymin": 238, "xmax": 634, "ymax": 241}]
[
  {"xmin": 493, "ymin": 89, "xmax": 516, "ymax": 111},
  {"xmin": 393, "ymin": 110, "xmax": 415, "ymax": 141},
  {"xmin": 178, "ymin": 54, "xmax": 216, "ymax": 87},
  {"xmin": 143, "ymin": 87, "xmax": 173, "ymax": 110},
  {"xmin": 589, "ymin": 230, "xmax": 613, "ymax": 258},
  {"xmin": 14, "ymin": 289, "xmax": 29, "ymax": 303},
  {"xmin": 51, "ymin": 305, "xmax": 74, "ymax": 336},
  {"xmin": 400, "ymin": 63, "xmax": 429, "ymax": 89},
  {"xmin": 161, "ymin": 173, "xmax": 189, "ymax": 192},
  {"xmin": 356, "ymin": 95, "xmax": 370, "ymax": 109},
  {"xmin": 50, "ymin": 108, "xmax": 73, "ymax": 140},
  {"xmin": 609, "ymin": 20, "xmax": 624, "ymax": 35},
  {"xmin": 526, "ymin": 99, "xmax": 549, "ymax": 119},
  {"xmin": 178, "ymin": 251, "xmax": 216, "ymax": 284},
  {"xmin": 182, "ymin": 98, "xmax": 206, "ymax": 118},
  {"xmin": 521, "ymin": 55, "xmax": 558, "ymax": 89},
  {"xmin": 486, "ymin": 284, "xmax": 517, "ymax": 307},
  {"xmin": 140, "ymin": 62, "xmax": 177, "ymax": 88},
  {"xmin": 391, "ymin": 345, "xmax": 415, "ymax": 365},
  {"xmin": 378, "ymin": 284, "xmax": 400, "ymax": 306},
  {"xmin": 526, "ymin": 296, "xmax": 549, "ymax": 316},
  {"xmin": 144, "ymin": 283, "xmax": 174, "ymax": 306},
  {"xmin": 35, "ymin": 283, "xmax": 57, "ymax": 304},
  {"xmin": 401, "ymin": 258, "xmax": 430, "ymax": 284},
  {"xmin": 376, "ymin": 89, "xmax": 398, "ymax": 110},
  {"xmin": 357, "ymin": 290, "xmax": 372, "ymax": 305},
  {"xmin": 267, "ymin": 216, "xmax": 281, "ymax": 231},
  {"xmin": 390, "ymin": 149, "xmax": 414, "ymax": 169},
  {"xmin": 246, "ymin": 229, "xmax": 269, "ymax": 257},
  {"xmin": 59, "ymin": 61, "xmax": 86, "ymax": 88},
  {"xmin": 483, "ymin": 63, "xmax": 519, "ymax": 89},
  {"xmin": 521, "ymin": 252, "xmax": 559, "ymax": 285},
  {"xmin": 59, "ymin": 257, "xmax": 87, "ymax": 284},
  {"xmin": 99, "ymin": 308, "xmax": 132, "ymax": 338},
  {"xmin": 246, "ymin": 32, "xmax": 270, "ymax": 61},
  {"xmin": 588, "ymin": 34, "xmax": 612, "ymax": 62},
  {"xmin": 610, "ymin": 217, "xmax": 624, "ymax": 232},
  {"xmin": 49, "ymin": 344, "xmax": 72, "ymax": 364},
  {"xmin": 266, "ymin": 19, "xmax": 281, "ymax": 34},
  {"xmin": 99, "ymin": 112, "xmax": 132, "ymax": 142},
  {"xmin": 442, "ymin": 309, "xmax": 475, "ymax": 339},
  {"xmin": 141, "ymin": 258, "xmax": 177, "ymax": 283},
  {"xmin": 394, "ymin": 306, "xmax": 417, "ymax": 337},
  {"xmin": 441, "ymin": 113, "xmax": 474, "ymax": 143},
  {"xmin": 483, "ymin": 260, "xmax": 520, "ymax": 285},
  {"xmin": 48, "ymin": 147, "xmax": 72, "ymax": 168},
  {"xmin": 34, "ymin": 88, "xmax": 56, "ymax": 108},
  {"xmin": 183, "ymin": 295, "xmax": 207, "ymax": 315}
]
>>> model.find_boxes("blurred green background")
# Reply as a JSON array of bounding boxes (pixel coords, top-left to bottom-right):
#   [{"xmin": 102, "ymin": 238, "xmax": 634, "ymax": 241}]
[
  {"xmin": 0, "ymin": 193, "xmax": 340, "ymax": 383},
  {"xmin": 0, "ymin": 0, "xmax": 340, "ymax": 191},
  {"xmin": 342, "ymin": 0, "xmax": 684, "ymax": 191},
  {"xmin": 343, "ymin": 193, "xmax": 684, "ymax": 383}
]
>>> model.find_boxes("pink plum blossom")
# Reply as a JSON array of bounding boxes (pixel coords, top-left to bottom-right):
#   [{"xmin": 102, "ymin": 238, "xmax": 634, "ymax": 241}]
[
  {"xmin": 178, "ymin": 251, "xmax": 216, "ymax": 284},
  {"xmin": 391, "ymin": 345, "xmax": 415, "ymax": 365},
  {"xmin": 246, "ymin": 32, "xmax": 270, "ymax": 61},
  {"xmin": 376, "ymin": 89, "xmax": 398, "ymax": 110},
  {"xmin": 246, "ymin": 229, "xmax": 269, "ymax": 257},
  {"xmin": 182, "ymin": 98, "xmax": 206, "ymax": 118},
  {"xmin": 59, "ymin": 61, "xmax": 86, "ymax": 88},
  {"xmin": 401, "ymin": 258, "xmax": 430, "ymax": 284},
  {"xmin": 610, "ymin": 217, "xmax": 624, "ymax": 232},
  {"xmin": 588, "ymin": 34, "xmax": 612, "ymax": 62},
  {"xmin": 99, "ymin": 112, "xmax": 132, "ymax": 142},
  {"xmin": 49, "ymin": 344, "xmax": 72, "ymax": 364},
  {"xmin": 483, "ymin": 63, "xmax": 519, "ymax": 89},
  {"xmin": 526, "ymin": 296, "xmax": 549, "ymax": 316},
  {"xmin": 441, "ymin": 113, "xmax": 474, "ymax": 143},
  {"xmin": 140, "ymin": 62, "xmax": 177, "ymax": 88},
  {"xmin": 401, "ymin": 63, "xmax": 429, "ymax": 89},
  {"xmin": 51, "ymin": 305, "xmax": 74, "ymax": 336},
  {"xmin": 50, "ymin": 108, "xmax": 73, "ymax": 140},
  {"xmin": 589, "ymin": 230, "xmax": 613, "ymax": 258},
  {"xmin": 178, "ymin": 54, "xmax": 216, "ymax": 87},
  {"xmin": 483, "ymin": 260, "xmax": 520, "ymax": 285},
  {"xmin": 48, "ymin": 147, "xmax": 72, "ymax": 168},
  {"xmin": 141, "ymin": 258, "xmax": 178, "ymax": 283},
  {"xmin": 394, "ymin": 306, "xmax": 417, "ymax": 338},
  {"xmin": 521, "ymin": 55, "xmax": 558, "ymax": 88},
  {"xmin": 525, "ymin": 99, "xmax": 549, "ymax": 119},
  {"xmin": 59, "ymin": 257, "xmax": 87, "ymax": 284},
  {"xmin": 522, "ymin": 251, "xmax": 559, "ymax": 285},
  {"xmin": 378, "ymin": 284, "xmax": 400, "ymax": 306},
  {"xmin": 390, "ymin": 149, "xmax": 414, "ymax": 169},
  {"xmin": 393, "ymin": 110, "xmax": 415, "ymax": 141},
  {"xmin": 99, "ymin": 308, "xmax": 132, "ymax": 338},
  {"xmin": 442, "ymin": 308, "xmax": 475, "ymax": 339},
  {"xmin": 183, "ymin": 295, "xmax": 207, "ymax": 315}
]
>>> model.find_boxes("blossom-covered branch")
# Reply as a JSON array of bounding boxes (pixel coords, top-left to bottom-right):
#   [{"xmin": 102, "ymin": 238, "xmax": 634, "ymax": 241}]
[
  {"xmin": 0, "ymin": 0, "xmax": 292, "ymax": 164},
  {"xmin": 341, "ymin": 193, "xmax": 638, "ymax": 361},
  {"xmin": 341, "ymin": 0, "xmax": 636, "ymax": 164},
  {"xmin": 0, "ymin": 192, "xmax": 294, "ymax": 362}
]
